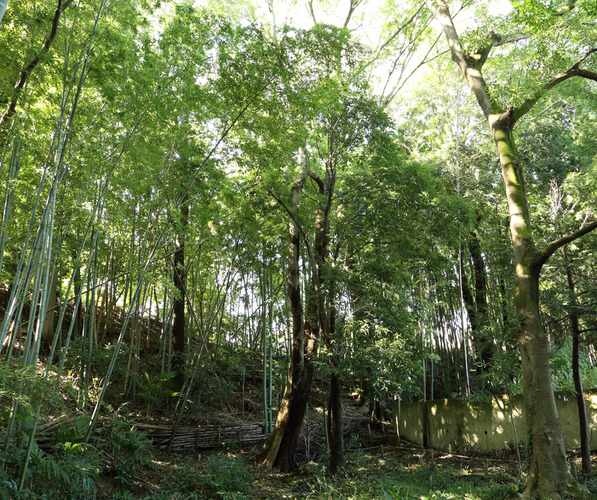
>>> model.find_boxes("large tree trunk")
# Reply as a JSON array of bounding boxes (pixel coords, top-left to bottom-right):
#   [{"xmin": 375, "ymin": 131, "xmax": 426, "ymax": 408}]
[
  {"xmin": 172, "ymin": 200, "xmax": 188, "ymax": 390},
  {"xmin": 262, "ymin": 149, "xmax": 315, "ymax": 471},
  {"xmin": 311, "ymin": 149, "xmax": 345, "ymax": 474},
  {"xmin": 493, "ymin": 122, "xmax": 571, "ymax": 498},
  {"xmin": 327, "ymin": 369, "xmax": 345, "ymax": 473},
  {"xmin": 326, "ymin": 250, "xmax": 344, "ymax": 473},
  {"xmin": 264, "ymin": 311, "xmax": 316, "ymax": 471},
  {"xmin": 516, "ymin": 270, "xmax": 570, "ymax": 497}
]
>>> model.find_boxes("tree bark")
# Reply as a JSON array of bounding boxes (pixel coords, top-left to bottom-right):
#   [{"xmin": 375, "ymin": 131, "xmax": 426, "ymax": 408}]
[
  {"xmin": 563, "ymin": 248, "xmax": 591, "ymax": 478},
  {"xmin": 326, "ymin": 255, "xmax": 344, "ymax": 473},
  {"xmin": 267, "ymin": 296, "xmax": 317, "ymax": 471},
  {"xmin": 327, "ymin": 370, "xmax": 345, "ymax": 473},
  {"xmin": 262, "ymin": 149, "xmax": 315, "ymax": 471},
  {"xmin": 494, "ymin": 112, "xmax": 571, "ymax": 500},
  {"xmin": 311, "ymin": 146, "xmax": 345, "ymax": 474},
  {"xmin": 172, "ymin": 200, "xmax": 188, "ymax": 390}
]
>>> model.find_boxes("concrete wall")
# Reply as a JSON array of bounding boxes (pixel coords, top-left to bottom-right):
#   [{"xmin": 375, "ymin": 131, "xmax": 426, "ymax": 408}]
[{"xmin": 397, "ymin": 390, "xmax": 597, "ymax": 453}]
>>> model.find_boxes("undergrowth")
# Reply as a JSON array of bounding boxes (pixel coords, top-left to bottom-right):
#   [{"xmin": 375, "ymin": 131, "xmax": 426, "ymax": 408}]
[
  {"xmin": 264, "ymin": 448, "xmax": 525, "ymax": 500},
  {"xmin": 202, "ymin": 453, "xmax": 254, "ymax": 499}
]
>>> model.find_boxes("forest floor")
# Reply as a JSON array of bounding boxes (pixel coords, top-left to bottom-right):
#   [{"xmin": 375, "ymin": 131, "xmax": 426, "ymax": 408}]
[
  {"xmin": 4, "ymin": 291, "xmax": 596, "ymax": 499},
  {"xmin": 95, "ymin": 440, "xmax": 597, "ymax": 499}
]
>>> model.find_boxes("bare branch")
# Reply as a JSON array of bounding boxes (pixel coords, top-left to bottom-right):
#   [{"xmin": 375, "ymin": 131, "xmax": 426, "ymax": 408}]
[
  {"xmin": 577, "ymin": 67, "xmax": 597, "ymax": 80},
  {"xmin": 383, "ymin": 35, "xmax": 446, "ymax": 106},
  {"xmin": 304, "ymin": 0, "xmax": 317, "ymax": 24},
  {"xmin": 343, "ymin": 0, "xmax": 364, "ymax": 28},
  {"xmin": 266, "ymin": 0, "xmax": 276, "ymax": 39},
  {"xmin": 374, "ymin": 3, "xmax": 426, "ymax": 57},
  {"xmin": 579, "ymin": 328, "xmax": 597, "ymax": 335}
]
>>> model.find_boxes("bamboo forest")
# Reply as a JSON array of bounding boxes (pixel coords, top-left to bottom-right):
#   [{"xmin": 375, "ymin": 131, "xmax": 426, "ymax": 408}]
[{"xmin": 0, "ymin": 0, "xmax": 596, "ymax": 498}]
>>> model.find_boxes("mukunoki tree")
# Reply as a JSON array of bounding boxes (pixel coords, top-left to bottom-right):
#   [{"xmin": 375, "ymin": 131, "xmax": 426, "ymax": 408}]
[{"xmin": 425, "ymin": 0, "xmax": 597, "ymax": 496}]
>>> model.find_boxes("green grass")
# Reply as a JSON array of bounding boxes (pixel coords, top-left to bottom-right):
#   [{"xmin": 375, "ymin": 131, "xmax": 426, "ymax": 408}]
[
  {"xmin": 97, "ymin": 445, "xmax": 597, "ymax": 499},
  {"xmin": 248, "ymin": 447, "xmax": 524, "ymax": 500}
]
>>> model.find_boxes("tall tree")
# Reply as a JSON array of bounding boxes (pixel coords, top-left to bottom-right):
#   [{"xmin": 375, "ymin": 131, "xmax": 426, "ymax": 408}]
[
  {"xmin": 261, "ymin": 149, "xmax": 313, "ymax": 472},
  {"xmin": 255, "ymin": 24, "xmax": 400, "ymax": 471},
  {"xmin": 171, "ymin": 189, "xmax": 188, "ymax": 390},
  {"xmin": 425, "ymin": 0, "xmax": 597, "ymax": 496}
]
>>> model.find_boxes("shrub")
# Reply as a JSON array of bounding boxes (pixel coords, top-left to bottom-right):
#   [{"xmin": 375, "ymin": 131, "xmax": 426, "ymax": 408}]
[
  {"xmin": 202, "ymin": 454, "xmax": 253, "ymax": 499},
  {"xmin": 160, "ymin": 455, "xmax": 201, "ymax": 495},
  {"xmin": 0, "ymin": 441, "xmax": 102, "ymax": 499},
  {"xmin": 135, "ymin": 371, "xmax": 178, "ymax": 413},
  {"xmin": 104, "ymin": 419, "xmax": 154, "ymax": 486}
]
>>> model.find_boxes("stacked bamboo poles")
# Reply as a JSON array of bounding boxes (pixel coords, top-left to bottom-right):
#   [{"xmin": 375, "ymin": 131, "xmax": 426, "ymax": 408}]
[
  {"xmin": 137, "ymin": 422, "xmax": 266, "ymax": 452},
  {"xmin": 6, "ymin": 417, "xmax": 266, "ymax": 454},
  {"xmin": 27, "ymin": 402, "xmax": 373, "ymax": 456}
]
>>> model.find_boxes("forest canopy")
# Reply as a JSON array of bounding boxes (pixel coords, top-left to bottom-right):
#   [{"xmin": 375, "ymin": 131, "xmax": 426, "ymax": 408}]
[{"xmin": 0, "ymin": 0, "xmax": 596, "ymax": 498}]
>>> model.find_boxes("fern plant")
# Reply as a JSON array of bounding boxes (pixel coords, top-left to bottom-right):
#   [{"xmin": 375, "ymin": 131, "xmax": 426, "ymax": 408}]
[
  {"xmin": 0, "ymin": 440, "xmax": 102, "ymax": 499},
  {"xmin": 104, "ymin": 419, "xmax": 154, "ymax": 486}
]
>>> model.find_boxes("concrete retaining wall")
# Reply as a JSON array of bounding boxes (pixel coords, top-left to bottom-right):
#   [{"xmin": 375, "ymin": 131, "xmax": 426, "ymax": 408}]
[{"xmin": 397, "ymin": 390, "xmax": 597, "ymax": 453}]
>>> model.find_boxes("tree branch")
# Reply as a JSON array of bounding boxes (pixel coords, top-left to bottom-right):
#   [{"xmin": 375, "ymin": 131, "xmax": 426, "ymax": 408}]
[
  {"xmin": 374, "ymin": 3, "xmax": 426, "ymax": 57},
  {"xmin": 469, "ymin": 32, "xmax": 530, "ymax": 70},
  {"xmin": 308, "ymin": 170, "xmax": 325, "ymax": 192},
  {"xmin": 383, "ymin": 37, "xmax": 447, "ymax": 107},
  {"xmin": 579, "ymin": 327, "xmax": 597, "ymax": 335},
  {"xmin": 1, "ymin": 0, "xmax": 75, "ymax": 133},
  {"xmin": 343, "ymin": 0, "xmax": 364, "ymax": 28},
  {"xmin": 269, "ymin": 189, "xmax": 314, "ymax": 259},
  {"xmin": 512, "ymin": 48, "xmax": 597, "ymax": 124},
  {"xmin": 577, "ymin": 67, "xmax": 597, "ymax": 80},
  {"xmin": 534, "ymin": 220, "xmax": 597, "ymax": 271},
  {"xmin": 469, "ymin": 31, "xmax": 502, "ymax": 69},
  {"xmin": 555, "ymin": 0, "xmax": 576, "ymax": 16},
  {"xmin": 304, "ymin": 0, "xmax": 317, "ymax": 24},
  {"xmin": 425, "ymin": 0, "xmax": 498, "ymax": 117},
  {"xmin": 494, "ymin": 33, "xmax": 531, "ymax": 47}
]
